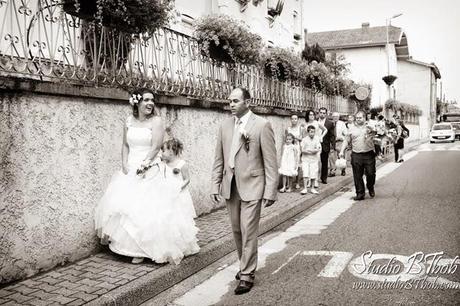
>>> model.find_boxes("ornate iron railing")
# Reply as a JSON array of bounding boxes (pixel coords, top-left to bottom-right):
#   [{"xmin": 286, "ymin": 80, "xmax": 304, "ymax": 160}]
[{"xmin": 0, "ymin": 0, "xmax": 355, "ymax": 113}]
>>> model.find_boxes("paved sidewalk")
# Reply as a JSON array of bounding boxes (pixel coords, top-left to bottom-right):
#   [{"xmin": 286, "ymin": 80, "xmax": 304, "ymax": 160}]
[{"xmin": 0, "ymin": 140, "xmax": 423, "ymax": 306}]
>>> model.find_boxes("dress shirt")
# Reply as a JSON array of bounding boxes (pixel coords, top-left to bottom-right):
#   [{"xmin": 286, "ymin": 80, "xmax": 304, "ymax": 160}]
[
  {"xmin": 346, "ymin": 123, "xmax": 375, "ymax": 153},
  {"xmin": 335, "ymin": 120, "xmax": 347, "ymax": 141},
  {"xmin": 235, "ymin": 110, "xmax": 252, "ymax": 130}
]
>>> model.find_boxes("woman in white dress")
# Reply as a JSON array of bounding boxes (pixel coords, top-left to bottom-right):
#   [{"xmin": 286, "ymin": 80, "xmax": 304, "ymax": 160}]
[
  {"xmin": 94, "ymin": 89, "xmax": 200, "ymax": 264},
  {"xmin": 285, "ymin": 114, "xmax": 304, "ymax": 189}
]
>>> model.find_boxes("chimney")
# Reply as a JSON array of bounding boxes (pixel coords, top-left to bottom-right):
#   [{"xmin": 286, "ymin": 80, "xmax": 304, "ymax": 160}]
[{"xmin": 361, "ymin": 22, "xmax": 370, "ymax": 28}]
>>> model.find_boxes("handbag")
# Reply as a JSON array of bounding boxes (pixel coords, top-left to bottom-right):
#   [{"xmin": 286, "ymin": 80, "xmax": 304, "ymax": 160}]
[{"xmin": 335, "ymin": 158, "xmax": 347, "ymax": 170}]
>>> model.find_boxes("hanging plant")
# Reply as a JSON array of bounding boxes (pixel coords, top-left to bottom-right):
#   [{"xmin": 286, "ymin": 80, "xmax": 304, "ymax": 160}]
[
  {"xmin": 302, "ymin": 60, "xmax": 329, "ymax": 93},
  {"xmin": 62, "ymin": 0, "xmax": 172, "ymax": 35},
  {"xmin": 195, "ymin": 14, "xmax": 263, "ymax": 65},
  {"xmin": 382, "ymin": 74, "xmax": 398, "ymax": 86},
  {"xmin": 260, "ymin": 47, "xmax": 301, "ymax": 81}
]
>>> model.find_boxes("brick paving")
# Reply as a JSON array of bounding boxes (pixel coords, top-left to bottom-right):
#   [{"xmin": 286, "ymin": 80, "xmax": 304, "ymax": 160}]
[{"xmin": 0, "ymin": 174, "xmax": 353, "ymax": 305}]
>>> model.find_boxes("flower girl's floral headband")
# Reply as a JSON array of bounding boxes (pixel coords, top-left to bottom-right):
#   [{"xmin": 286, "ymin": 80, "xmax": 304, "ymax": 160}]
[{"xmin": 129, "ymin": 94, "xmax": 143, "ymax": 106}]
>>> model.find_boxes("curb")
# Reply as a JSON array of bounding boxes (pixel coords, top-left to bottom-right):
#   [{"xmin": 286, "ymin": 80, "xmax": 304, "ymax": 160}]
[{"xmin": 88, "ymin": 139, "xmax": 426, "ymax": 305}]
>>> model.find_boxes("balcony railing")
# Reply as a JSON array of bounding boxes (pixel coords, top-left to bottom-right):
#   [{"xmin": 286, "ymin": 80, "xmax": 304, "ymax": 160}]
[{"xmin": 0, "ymin": 0, "xmax": 355, "ymax": 113}]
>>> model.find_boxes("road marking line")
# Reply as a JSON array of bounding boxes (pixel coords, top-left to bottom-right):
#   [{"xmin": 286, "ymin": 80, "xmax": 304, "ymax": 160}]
[
  {"xmin": 302, "ymin": 251, "xmax": 354, "ymax": 278},
  {"xmin": 271, "ymin": 251, "xmax": 301, "ymax": 275}
]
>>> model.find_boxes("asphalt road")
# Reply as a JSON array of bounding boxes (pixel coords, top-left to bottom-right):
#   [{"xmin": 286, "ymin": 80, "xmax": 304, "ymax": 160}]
[{"xmin": 150, "ymin": 142, "xmax": 460, "ymax": 306}]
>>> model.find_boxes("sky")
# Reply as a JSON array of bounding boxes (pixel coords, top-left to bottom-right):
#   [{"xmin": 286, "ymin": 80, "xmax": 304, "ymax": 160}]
[{"xmin": 303, "ymin": 0, "xmax": 460, "ymax": 103}]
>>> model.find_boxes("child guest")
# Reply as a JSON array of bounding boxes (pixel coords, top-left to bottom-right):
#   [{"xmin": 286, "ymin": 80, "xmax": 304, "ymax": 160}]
[
  {"xmin": 300, "ymin": 126, "xmax": 322, "ymax": 195},
  {"xmin": 161, "ymin": 138, "xmax": 197, "ymax": 218},
  {"xmin": 279, "ymin": 133, "xmax": 299, "ymax": 193}
]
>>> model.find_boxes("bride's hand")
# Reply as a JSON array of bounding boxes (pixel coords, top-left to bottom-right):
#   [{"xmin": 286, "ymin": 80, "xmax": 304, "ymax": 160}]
[
  {"xmin": 140, "ymin": 159, "xmax": 152, "ymax": 168},
  {"xmin": 122, "ymin": 164, "xmax": 129, "ymax": 175}
]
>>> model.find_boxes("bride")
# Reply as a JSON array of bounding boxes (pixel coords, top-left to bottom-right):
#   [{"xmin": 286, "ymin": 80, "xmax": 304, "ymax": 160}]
[{"xmin": 94, "ymin": 88, "xmax": 200, "ymax": 264}]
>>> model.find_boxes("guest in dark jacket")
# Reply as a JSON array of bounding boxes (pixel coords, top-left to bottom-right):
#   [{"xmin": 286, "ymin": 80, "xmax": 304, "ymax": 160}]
[
  {"xmin": 394, "ymin": 117, "xmax": 409, "ymax": 162},
  {"xmin": 317, "ymin": 107, "xmax": 336, "ymax": 184}
]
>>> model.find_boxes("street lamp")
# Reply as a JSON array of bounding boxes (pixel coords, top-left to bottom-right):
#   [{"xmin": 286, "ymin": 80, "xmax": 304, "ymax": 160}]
[{"xmin": 384, "ymin": 13, "xmax": 403, "ymax": 112}]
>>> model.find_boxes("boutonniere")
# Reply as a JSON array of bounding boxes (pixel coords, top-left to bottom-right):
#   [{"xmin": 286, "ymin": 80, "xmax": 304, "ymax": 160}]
[{"xmin": 239, "ymin": 127, "xmax": 250, "ymax": 152}]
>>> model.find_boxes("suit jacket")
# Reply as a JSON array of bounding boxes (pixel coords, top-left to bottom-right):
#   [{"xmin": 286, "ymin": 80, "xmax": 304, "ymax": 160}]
[
  {"xmin": 211, "ymin": 113, "xmax": 278, "ymax": 202},
  {"xmin": 320, "ymin": 118, "xmax": 336, "ymax": 153}
]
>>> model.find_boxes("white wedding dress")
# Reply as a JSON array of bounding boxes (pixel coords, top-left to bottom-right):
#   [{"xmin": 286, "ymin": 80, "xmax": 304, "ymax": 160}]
[{"xmin": 94, "ymin": 116, "xmax": 200, "ymax": 264}]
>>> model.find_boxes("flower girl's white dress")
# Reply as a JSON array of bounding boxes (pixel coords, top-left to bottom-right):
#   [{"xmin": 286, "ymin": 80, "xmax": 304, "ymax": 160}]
[
  {"xmin": 94, "ymin": 116, "xmax": 200, "ymax": 264},
  {"xmin": 166, "ymin": 159, "xmax": 197, "ymax": 219}
]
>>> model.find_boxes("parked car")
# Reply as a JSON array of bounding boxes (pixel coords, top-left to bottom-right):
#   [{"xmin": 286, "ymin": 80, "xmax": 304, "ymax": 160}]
[
  {"xmin": 451, "ymin": 122, "xmax": 460, "ymax": 140},
  {"xmin": 430, "ymin": 123, "xmax": 455, "ymax": 143}
]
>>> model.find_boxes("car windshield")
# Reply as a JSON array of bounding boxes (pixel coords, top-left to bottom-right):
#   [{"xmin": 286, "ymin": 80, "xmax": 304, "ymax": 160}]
[{"xmin": 433, "ymin": 124, "xmax": 452, "ymax": 130}]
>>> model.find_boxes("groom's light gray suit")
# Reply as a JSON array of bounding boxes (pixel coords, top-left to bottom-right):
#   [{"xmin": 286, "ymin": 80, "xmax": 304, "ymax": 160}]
[{"xmin": 211, "ymin": 111, "xmax": 278, "ymax": 282}]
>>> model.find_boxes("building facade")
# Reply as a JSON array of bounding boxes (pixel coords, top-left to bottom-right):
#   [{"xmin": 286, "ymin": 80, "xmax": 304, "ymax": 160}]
[
  {"xmin": 397, "ymin": 59, "xmax": 440, "ymax": 137},
  {"xmin": 307, "ymin": 23, "xmax": 442, "ymax": 138},
  {"xmin": 307, "ymin": 23, "xmax": 410, "ymax": 108},
  {"xmin": 171, "ymin": 0, "xmax": 305, "ymax": 51}
]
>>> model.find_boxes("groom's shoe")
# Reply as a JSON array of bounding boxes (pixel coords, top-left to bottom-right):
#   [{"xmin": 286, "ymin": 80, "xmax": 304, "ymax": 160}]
[{"xmin": 234, "ymin": 280, "xmax": 253, "ymax": 295}]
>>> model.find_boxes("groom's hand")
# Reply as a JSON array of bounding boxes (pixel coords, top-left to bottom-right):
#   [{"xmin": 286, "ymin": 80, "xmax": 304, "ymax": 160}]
[
  {"xmin": 262, "ymin": 199, "xmax": 275, "ymax": 207},
  {"xmin": 210, "ymin": 193, "xmax": 222, "ymax": 205}
]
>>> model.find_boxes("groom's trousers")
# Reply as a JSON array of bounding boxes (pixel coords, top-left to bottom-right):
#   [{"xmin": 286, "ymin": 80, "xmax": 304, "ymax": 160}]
[{"xmin": 226, "ymin": 178, "xmax": 262, "ymax": 283}]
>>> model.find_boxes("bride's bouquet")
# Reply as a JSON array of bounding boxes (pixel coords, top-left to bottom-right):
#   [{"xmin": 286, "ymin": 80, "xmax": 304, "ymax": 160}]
[{"xmin": 136, "ymin": 160, "xmax": 159, "ymax": 178}]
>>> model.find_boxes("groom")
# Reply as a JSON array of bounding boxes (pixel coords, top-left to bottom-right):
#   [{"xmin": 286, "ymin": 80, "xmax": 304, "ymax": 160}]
[{"xmin": 211, "ymin": 87, "xmax": 278, "ymax": 295}]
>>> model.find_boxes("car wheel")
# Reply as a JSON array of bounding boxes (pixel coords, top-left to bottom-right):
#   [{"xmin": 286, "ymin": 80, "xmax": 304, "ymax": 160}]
[{"xmin": 430, "ymin": 141, "xmax": 434, "ymax": 143}]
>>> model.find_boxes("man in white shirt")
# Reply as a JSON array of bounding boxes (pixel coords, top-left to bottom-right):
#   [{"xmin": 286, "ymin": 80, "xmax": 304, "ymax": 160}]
[{"xmin": 317, "ymin": 107, "xmax": 335, "ymax": 184}]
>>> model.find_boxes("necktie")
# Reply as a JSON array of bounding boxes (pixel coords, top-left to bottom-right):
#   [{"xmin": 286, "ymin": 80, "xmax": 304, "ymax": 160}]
[{"xmin": 228, "ymin": 119, "xmax": 242, "ymax": 169}]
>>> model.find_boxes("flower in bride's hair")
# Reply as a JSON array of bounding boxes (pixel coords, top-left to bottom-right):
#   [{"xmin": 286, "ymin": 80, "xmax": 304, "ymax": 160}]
[{"xmin": 129, "ymin": 94, "xmax": 140, "ymax": 106}]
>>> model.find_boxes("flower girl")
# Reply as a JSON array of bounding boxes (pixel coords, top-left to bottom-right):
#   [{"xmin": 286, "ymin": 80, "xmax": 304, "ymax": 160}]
[
  {"xmin": 278, "ymin": 133, "xmax": 299, "ymax": 193},
  {"xmin": 161, "ymin": 138, "xmax": 197, "ymax": 218}
]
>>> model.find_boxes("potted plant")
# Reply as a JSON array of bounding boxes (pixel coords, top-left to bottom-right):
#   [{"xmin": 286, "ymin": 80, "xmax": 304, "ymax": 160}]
[
  {"xmin": 382, "ymin": 74, "xmax": 397, "ymax": 86},
  {"xmin": 302, "ymin": 60, "xmax": 329, "ymax": 93},
  {"xmin": 62, "ymin": 0, "xmax": 172, "ymax": 35},
  {"xmin": 62, "ymin": 0, "xmax": 96, "ymax": 20},
  {"xmin": 63, "ymin": 0, "xmax": 171, "ymax": 70},
  {"xmin": 195, "ymin": 14, "xmax": 263, "ymax": 65},
  {"xmin": 260, "ymin": 47, "xmax": 301, "ymax": 81}
]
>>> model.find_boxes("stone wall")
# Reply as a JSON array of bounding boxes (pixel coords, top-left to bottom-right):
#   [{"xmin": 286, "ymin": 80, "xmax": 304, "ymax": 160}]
[{"xmin": 0, "ymin": 85, "xmax": 292, "ymax": 284}]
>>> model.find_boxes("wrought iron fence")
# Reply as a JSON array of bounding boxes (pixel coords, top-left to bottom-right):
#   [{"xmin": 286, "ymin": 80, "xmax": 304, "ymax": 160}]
[{"xmin": 0, "ymin": 0, "xmax": 355, "ymax": 113}]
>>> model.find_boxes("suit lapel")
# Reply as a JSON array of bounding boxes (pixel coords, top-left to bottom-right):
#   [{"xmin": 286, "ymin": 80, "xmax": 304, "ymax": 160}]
[{"xmin": 226, "ymin": 118, "xmax": 236, "ymax": 155}]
